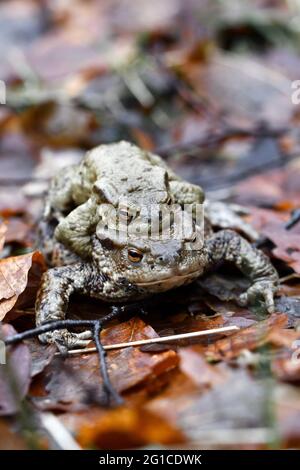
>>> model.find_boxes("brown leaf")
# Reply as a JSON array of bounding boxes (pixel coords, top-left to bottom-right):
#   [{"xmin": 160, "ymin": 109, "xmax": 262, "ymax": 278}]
[
  {"xmin": 272, "ymin": 356, "xmax": 300, "ymax": 384},
  {"xmin": 4, "ymin": 218, "xmax": 32, "ymax": 246},
  {"xmin": 32, "ymin": 317, "xmax": 178, "ymax": 411},
  {"xmin": 26, "ymin": 339, "xmax": 57, "ymax": 378},
  {"xmin": 270, "ymin": 330, "xmax": 300, "ymax": 383},
  {"xmin": 77, "ymin": 406, "xmax": 184, "ymax": 449},
  {"xmin": 0, "ymin": 420, "xmax": 27, "ymax": 449},
  {"xmin": 274, "ymin": 384, "xmax": 300, "ymax": 448},
  {"xmin": 0, "ymin": 251, "xmax": 44, "ymax": 320},
  {"xmin": 204, "ymin": 313, "xmax": 288, "ymax": 362},
  {"xmin": 268, "ymin": 328, "xmax": 300, "ymax": 349},
  {"xmin": 0, "ymin": 324, "xmax": 32, "ymax": 416},
  {"xmin": 263, "ymin": 227, "xmax": 300, "ymax": 274},
  {"xmin": 179, "ymin": 347, "xmax": 229, "ymax": 388},
  {"xmin": 147, "ymin": 368, "xmax": 272, "ymax": 447}
]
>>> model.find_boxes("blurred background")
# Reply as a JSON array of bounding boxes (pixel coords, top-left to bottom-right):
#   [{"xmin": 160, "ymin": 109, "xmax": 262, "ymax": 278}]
[{"xmin": 1, "ymin": 0, "xmax": 300, "ymax": 197}]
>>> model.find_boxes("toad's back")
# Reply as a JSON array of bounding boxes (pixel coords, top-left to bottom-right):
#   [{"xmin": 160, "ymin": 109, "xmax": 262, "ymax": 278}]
[{"xmin": 72, "ymin": 141, "xmax": 172, "ymax": 206}]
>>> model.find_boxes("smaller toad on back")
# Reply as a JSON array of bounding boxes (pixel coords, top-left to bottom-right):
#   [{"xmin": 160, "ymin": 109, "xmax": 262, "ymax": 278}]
[{"xmin": 36, "ymin": 141, "xmax": 278, "ymax": 349}]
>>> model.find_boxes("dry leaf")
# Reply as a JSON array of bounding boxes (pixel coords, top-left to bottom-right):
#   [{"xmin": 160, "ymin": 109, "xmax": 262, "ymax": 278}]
[
  {"xmin": 32, "ymin": 317, "xmax": 178, "ymax": 411},
  {"xmin": 179, "ymin": 347, "xmax": 228, "ymax": 388},
  {"xmin": 0, "ymin": 251, "xmax": 44, "ymax": 320},
  {"xmin": 204, "ymin": 313, "xmax": 288, "ymax": 362},
  {"xmin": 0, "ymin": 324, "xmax": 32, "ymax": 416},
  {"xmin": 0, "ymin": 420, "xmax": 27, "ymax": 450},
  {"xmin": 77, "ymin": 406, "xmax": 184, "ymax": 449}
]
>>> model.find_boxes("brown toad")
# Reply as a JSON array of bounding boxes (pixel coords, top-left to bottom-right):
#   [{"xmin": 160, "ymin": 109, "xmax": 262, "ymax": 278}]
[{"xmin": 36, "ymin": 141, "xmax": 278, "ymax": 349}]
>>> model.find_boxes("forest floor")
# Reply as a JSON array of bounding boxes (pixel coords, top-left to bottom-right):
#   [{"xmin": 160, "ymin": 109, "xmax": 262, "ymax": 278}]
[{"xmin": 1, "ymin": 0, "xmax": 300, "ymax": 449}]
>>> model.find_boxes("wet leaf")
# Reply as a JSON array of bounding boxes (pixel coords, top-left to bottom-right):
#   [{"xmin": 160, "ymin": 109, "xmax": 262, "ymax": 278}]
[
  {"xmin": 0, "ymin": 251, "xmax": 45, "ymax": 320},
  {"xmin": 0, "ymin": 419, "xmax": 27, "ymax": 449},
  {"xmin": 179, "ymin": 347, "xmax": 229, "ymax": 388},
  {"xmin": 77, "ymin": 406, "xmax": 184, "ymax": 449},
  {"xmin": 204, "ymin": 313, "xmax": 288, "ymax": 362},
  {"xmin": 26, "ymin": 339, "xmax": 57, "ymax": 378},
  {"xmin": 147, "ymin": 369, "xmax": 273, "ymax": 447},
  {"xmin": 4, "ymin": 218, "xmax": 32, "ymax": 246},
  {"xmin": 0, "ymin": 324, "xmax": 31, "ymax": 416},
  {"xmin": 32, "ymin": 317, "xmax": 178, "ymax": 411}
]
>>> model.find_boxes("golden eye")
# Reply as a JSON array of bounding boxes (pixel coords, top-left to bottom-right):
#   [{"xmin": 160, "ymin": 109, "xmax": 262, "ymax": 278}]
[{"xmin": 128, "ymin": 248, "xmax": 143, "ymax": 263}]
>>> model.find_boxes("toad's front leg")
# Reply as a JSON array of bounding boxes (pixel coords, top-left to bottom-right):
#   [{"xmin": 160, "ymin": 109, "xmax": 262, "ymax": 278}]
[
  {"xmin": 205, "ymin": 230, "xmax": 278, "ymax": 313},
  {"xmin": 36, "ymin": 263, "xmax": 94, "ymax": 350}
]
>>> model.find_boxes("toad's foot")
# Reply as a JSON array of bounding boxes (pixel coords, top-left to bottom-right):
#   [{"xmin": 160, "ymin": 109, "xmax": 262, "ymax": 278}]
[
  {"xmin": 239, "ymin": 279, "xmax": 277, "ymax": 314},
  {"xmin": 39, "ymin": 329, "xmax": 92, "ymax": 353},
  {"xmin": 205, "ymin": 229, "xmax": 278, "ymax": 314},
  {"xmin": 36, "ymin": 263, "xmax": 97, "ymax": 352}
]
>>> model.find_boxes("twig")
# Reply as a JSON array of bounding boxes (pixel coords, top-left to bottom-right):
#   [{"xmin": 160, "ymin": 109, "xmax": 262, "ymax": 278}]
[
  {"xmin": 39, "ymin": 412, "xmax": 82, "ymax": 450},
  {"xmin": 64, "ymin": 325, "xmax": 240, "ymax": 356},
  {"xmin": 4, "ymin": 306, "xmax": 126, "ymax": 407},
  {"xmin": 4, "ymin": 319, "xmax": 95, "ymax": 345},
  {"xmin": 284, "ymin": 208, "xmax": 300, "ymax": 231},
  {"xmin": 93, "ymin": 313, "xmax": 124, "ymax": 406}
]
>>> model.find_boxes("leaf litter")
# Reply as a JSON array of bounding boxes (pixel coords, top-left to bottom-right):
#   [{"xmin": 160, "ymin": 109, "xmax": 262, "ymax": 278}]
[{"xmin": 1, "ymin": 0, "xmax": 300, "ymax": 450}]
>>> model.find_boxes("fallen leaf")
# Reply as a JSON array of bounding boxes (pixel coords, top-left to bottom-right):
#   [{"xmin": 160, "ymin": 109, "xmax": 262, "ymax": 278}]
[
  {"xmin": 32, "ymin": 317, "xmax": 178, "ymax": 411},
  {"xmin": 275, "ymin": 297, "xmax": 300, "ymax": 327},
  {"xmin": 4, "ymin": 218, "xmax": 32, "ymax": 246},
  {"xmin": 0, "ymin": 419, "xmax": 27, "ymax": 449},
  {"xmin": 0, "ymin": 324, "xmax": 32, "ymax": 416},
  {"xmin": 272, "ymin": 356, "xmax": 300, "ymax": 384},
  {"xmin": 268, "ymin": 328, "xmax": 300, "ymax": 349},
  {"xmin": 204, "ymin": 313, "xmax": 288, "ymax": 361},
  {"xmin": 264, "ymin": 227, "xmax": 300, "ymax": 274},
  {"xmin": 77, "ymin": 406, "xmax": 184, "ymax": 449},
  {"xmin": 147, "ymin": 369, "xmax": 273, "ymax": 447},
  {"xmin": 274, "ymin": 384, "xmax": 300, "ymax": 448},
  {"xmin": 0, "ymin": 251, "xmax": 44, "ymax": 320},
  {"xmin": 179, "ymin": 347, "xmax": 228, "ymax": 388},
  {"xmin": 26, "ymin": 339, "xmax": 57, "ymax": 378}
]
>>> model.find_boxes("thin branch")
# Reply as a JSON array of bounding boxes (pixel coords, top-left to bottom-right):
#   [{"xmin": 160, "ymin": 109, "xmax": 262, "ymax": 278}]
[
  {"xmin": 39, "ymin": 412, "xmax": 82, "ymax": 450},
  {"xmin": 4, "ymin": 306, "xmax": 126, "ymax": 407},
  {"xmin": 4, "ymin": 319, "xmax": 95, "ymax": 345},
  {"xmin": 285, "ymin": 208, "xmax": 300, "ymax": 231},
  {"xmin": 64, "ymin": 325, "xmax": 240, "ymax": 356},
  {"xmin": 93, "ymin": 321, "xmax": 123, "ymax": 406}
]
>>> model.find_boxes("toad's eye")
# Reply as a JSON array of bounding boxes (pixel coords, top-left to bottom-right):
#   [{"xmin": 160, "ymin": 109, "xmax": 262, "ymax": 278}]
[{"xmin": 128, "ymin": 248, "xmax": 143, "ymax": 263}]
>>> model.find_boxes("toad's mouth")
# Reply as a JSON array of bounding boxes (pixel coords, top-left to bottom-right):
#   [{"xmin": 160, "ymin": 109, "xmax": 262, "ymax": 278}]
[{"xmin": 135, "ymin": 269, "xmax": 201, "ymax": 287}]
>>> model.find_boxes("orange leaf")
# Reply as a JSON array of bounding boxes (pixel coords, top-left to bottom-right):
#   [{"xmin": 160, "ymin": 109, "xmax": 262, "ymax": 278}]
[
  {"xmin": 204, "ymin": 313, "xmax": 288, "ymax": 361},
  {"xmin": 0, "ymin": 251, "xmax": 40, "ymax": 320},
  {"xmin": 77, "ymin": 406, "xmax": 184, "ymax": 449}
]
